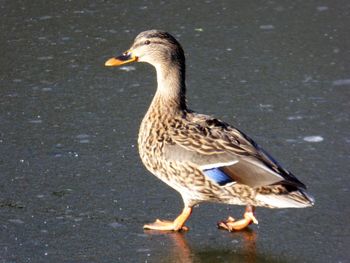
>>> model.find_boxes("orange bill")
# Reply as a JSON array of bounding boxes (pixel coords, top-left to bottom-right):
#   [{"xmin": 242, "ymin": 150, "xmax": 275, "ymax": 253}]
[{"xmin": 105, "ymin": 50, "xmax": 138, "ymax": 66}]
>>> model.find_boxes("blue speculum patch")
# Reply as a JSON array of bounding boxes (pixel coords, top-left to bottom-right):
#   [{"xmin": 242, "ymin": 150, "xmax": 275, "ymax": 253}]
[{"xmin": 202, "ymin": 168, "xmax": 234, "ymax": 186}]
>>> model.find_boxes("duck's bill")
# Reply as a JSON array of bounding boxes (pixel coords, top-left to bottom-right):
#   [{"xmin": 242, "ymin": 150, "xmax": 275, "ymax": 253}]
[{"xmin": 105, "ymin": 50, "xmax": 138, "ymax": 66}]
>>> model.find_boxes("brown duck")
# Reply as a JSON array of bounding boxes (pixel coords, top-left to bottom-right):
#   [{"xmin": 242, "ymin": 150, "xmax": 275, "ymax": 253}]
[{"xmin": 105, "ymin": 30, "xmax": 314, "ymax": 232}]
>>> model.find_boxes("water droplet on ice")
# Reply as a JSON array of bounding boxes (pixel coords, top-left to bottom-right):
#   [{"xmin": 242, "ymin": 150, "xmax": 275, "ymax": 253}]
[
  {"xmin": 119, "ymin": 66, "xmax": 136, "ymax": 72},
  {"xmin": 303, "ymin": 136, "xmax": 324, "ymax": 142},
  {"xmin": 260, "ymin": 25, "xmax": 275, "ymax": 30}
]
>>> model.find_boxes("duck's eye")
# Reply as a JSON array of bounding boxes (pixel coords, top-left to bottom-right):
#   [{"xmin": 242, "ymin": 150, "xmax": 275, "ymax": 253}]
[{"xmin": 144, "ymin": 40, "xmax": 151, "ymax": 45}]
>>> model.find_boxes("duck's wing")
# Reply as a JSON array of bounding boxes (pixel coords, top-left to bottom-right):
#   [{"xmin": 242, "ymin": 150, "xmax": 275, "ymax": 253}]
[{"xmin": 165, "ymin": 113, "xmax": 306, "ymax": 189}]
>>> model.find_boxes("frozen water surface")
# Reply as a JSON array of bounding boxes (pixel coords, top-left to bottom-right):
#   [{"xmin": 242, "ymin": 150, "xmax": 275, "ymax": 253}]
[
  {"xmin": 333, "ymin": 79, "xmax": 350, "ymax": 86},
  {"xmin": 0, "ymin": 1, "xmax": 349, "ymax": 262}
]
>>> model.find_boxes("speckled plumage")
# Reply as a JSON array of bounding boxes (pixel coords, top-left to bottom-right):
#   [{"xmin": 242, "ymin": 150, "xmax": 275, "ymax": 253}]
[{"xmin": 105, "ymin": 30, "xmax": 314, "ymax": 231}]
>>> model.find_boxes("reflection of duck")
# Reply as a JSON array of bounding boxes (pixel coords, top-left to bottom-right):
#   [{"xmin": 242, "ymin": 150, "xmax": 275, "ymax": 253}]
[
  {"xmin": 105, "ymin": 30, "xmax": 314, "ymax": 232},
  {"xmin": 147, "ymin": 230, "xmax": 290, "ymax": 263}
]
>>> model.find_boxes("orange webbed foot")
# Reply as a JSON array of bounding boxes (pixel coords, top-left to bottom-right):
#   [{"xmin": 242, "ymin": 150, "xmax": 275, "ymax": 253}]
[
  {"xmin": 144, "ymin": 219, "xmax": 189, "ymax": 231},
  {"xmin": 143, "ymin": 207, "xmax": 192, "ymax": 232},
  {"xmin": 218, "ymin": 206, "xmax": 258, "ymax": 232}
]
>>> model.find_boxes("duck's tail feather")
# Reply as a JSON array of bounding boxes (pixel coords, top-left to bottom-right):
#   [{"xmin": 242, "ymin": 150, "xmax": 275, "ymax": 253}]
[{"xmin": 256, "ymin": 189, "xmax": 315, "ymax": 208}]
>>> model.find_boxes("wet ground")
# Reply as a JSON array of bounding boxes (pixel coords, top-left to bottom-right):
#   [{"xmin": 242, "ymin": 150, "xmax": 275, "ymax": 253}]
[{"xmin": 1, "ymin": 0, "xmax": 349, "ymax": 262}]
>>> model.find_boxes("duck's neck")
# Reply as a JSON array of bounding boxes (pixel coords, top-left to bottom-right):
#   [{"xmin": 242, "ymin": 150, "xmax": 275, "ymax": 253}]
[{"xmin": 152, "ymin": 61, "xmax": 187, "ymax": 113}]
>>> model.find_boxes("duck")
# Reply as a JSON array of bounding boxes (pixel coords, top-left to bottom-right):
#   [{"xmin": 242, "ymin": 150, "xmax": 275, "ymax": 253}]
[{"xmin": 105, "ymin": 30, "xmax": 314, "ymax": 232}]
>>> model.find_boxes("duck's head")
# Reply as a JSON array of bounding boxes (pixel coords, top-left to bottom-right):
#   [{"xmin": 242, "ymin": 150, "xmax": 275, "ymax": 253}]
[{"xmin": 105, "ymin": 30, "xmax": 185, "ymax": 69}]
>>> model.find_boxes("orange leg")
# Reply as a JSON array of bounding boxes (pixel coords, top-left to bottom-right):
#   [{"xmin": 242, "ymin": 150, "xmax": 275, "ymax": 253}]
[
  {"xmin": 218, "ymin": 205, "xmax": 258, "ymax": 231},
  {"xmin": 144, "ymin": 207, "xmax": 192, "ymax": 231}
]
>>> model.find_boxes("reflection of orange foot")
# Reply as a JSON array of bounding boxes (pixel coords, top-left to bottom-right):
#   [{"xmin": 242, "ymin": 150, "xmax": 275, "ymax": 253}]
[
  {"xmin": 218, "ymin": 205, "xmax": 258, "ymax": 231},
  {"xmin": 144, "ymin": 207, "xmax": 192, "ymax": 231}
]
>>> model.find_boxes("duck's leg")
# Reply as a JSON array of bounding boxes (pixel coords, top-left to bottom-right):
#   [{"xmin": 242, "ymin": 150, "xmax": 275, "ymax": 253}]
[
  {"xmin": 218, "ymin": 205, "xmax": 258, "ymax": 231},
  {"xmin": 144, "ymin": 206, "xmax": 192, "ymax": 231}
]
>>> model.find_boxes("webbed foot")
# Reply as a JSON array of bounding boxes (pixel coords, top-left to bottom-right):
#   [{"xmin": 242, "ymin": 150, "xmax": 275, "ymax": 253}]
[{"xmin": 218, "ymin": 205, "xmax": 258, "ymax": 231}]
